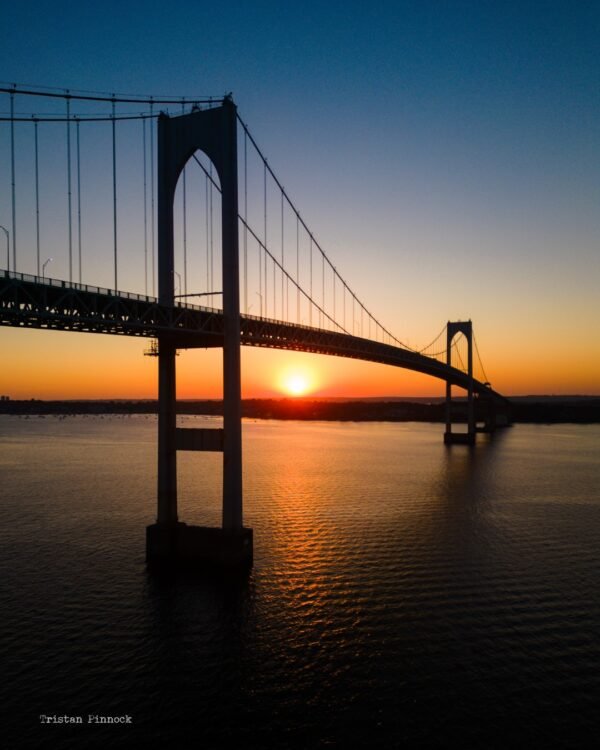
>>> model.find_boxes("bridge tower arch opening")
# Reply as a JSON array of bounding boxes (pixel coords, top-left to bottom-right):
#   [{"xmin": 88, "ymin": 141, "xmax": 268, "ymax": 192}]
[
  {"xmin": 444, "ymin": 320, "xmax": 475, "ymax": 446},
  {"xmin": 147, "ymin": 98, "xmax": 252, "ymax": 569}
]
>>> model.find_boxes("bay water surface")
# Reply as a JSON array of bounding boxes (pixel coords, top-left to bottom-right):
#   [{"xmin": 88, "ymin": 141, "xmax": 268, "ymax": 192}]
[{"xmin": 1, "ymin": 416, "xmax": 599, "ymax": 747}]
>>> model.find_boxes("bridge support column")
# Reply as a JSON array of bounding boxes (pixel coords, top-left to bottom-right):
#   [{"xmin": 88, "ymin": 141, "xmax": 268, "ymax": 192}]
[
  {"xmin": 157, "ymin": 337, "xmax": 178, "ymax": 525},
  {"xmin": 444, "ymin": 320, "xmax": 475, "ymax": 445},
  {"xmin": 146, "ymin": 100, "xmax": 252, "ymax": 571},
  {"xmin": 220, "ymin": 99, "xmax": 243, "ymax": 535}
]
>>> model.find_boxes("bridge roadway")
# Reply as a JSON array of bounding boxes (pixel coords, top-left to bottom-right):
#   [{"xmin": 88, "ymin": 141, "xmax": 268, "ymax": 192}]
[{"xmin": 0, "ymin": 270, "xmax": 505, "ymax": 402}]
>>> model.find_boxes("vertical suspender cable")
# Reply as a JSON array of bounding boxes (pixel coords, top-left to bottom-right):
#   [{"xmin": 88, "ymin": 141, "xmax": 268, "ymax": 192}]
[
  {"xmin": 255, "ymin": 238, "xmax": 260, "ymax": 314},
  {"xmin": 263, "ymin": 161, "xmax": 267, "ymax": 317},
  {"xmin": 243, "ymin": 132, "xmax": 248, "ymax": 314},
  {"xmin": 76, "ymin": 119, "xmax": 82, "ymax": 284},
  {"xmin": 258, "ymin": 166, "xmax": 263, "ymax": 316},
  {"xmin": 150, "ymin": 99, "xmax": 155, "ymax": 296},
  {"xmin": 66, "ymin": 95, "xmax": 73, "ymax": 282},
  {"xmin": 112, "ymin": 98, "xmax": 118, "ymax": 293},
  {"xmin": 34, "ymin": 119, "xmax": 40, "ymax": 277},
  {"xmin": 271, "ymin": 189, "xmax": 276, "ymax": 318},
  {"xmin": 321, "ymin": 251, "xmax": 325, "ymax": 328},
  {"xmin": 182, "ymin": 160, "xmax": 187, "ymax": 296},
  {"xmin": 209, "ymin": 162, "xmax": 213, "ymax": 295},
  {"xmin": 142, "ymin": 118, "xmax": 148, "ymax": 295},
  {"xmin": 333, "ymin": 270, "xmax": 336, "ymax": 329},
  {"xmin": 181, "ymin": 101, "xmax": 187, "ymax": 297},
  {"xmin": 309, "ymin": 236, "xmax": 313, "ymax": 326},
  {"xmin": 281, "ymin": 191, "xmax": 285, "ymax": 321},
  {"xmin": 10, "ymin": 88, "xmax": 16, "ymax": 272},
  {"xmin": 296, "ymin": 215, "xmax": 299, "ymax": 323}
]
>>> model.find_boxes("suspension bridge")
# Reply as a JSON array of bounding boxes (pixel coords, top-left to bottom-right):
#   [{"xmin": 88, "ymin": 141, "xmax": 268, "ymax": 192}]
[{"xmin": 0, "ymin": 84, "xmax": 510, "ymax": 568}]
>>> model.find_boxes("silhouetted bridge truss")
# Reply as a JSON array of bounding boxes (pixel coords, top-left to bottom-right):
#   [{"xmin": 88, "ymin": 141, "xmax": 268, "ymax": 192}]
[{"xmin": 1, "ymin": 270, "xmax": 504, "ymax": 401}]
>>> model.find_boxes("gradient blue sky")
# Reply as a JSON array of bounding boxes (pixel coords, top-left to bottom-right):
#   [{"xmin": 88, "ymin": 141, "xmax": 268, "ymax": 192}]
[{"xmin": 1, "ymin": 0, "xmax": 599, "ymax": 397}]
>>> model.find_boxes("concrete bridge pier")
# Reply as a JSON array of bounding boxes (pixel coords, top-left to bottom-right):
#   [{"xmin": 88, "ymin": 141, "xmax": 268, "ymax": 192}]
[{"xmin": 146, "ymin": 100, "xmax": 252, "ymax": 570}]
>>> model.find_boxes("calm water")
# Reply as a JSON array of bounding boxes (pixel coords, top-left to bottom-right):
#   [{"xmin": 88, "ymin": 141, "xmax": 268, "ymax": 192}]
[{"xmin": 1, "ymin": 416, "xmax": 599, "ymax": 748}]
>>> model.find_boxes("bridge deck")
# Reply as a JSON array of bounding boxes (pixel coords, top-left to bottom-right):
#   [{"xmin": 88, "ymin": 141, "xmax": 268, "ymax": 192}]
[{"xmin": 0, "ymin": 271, "xmax": 505, "ymax": 401}]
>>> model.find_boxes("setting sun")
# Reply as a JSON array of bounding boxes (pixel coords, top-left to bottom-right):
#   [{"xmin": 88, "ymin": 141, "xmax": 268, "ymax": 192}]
[
  {"xmin": 285, "ymin": 375, "xmax": 309, "ymax": 396},
  {"xmin": 277, "ymin": 365, "xmax": 316, "ymax": 397}
]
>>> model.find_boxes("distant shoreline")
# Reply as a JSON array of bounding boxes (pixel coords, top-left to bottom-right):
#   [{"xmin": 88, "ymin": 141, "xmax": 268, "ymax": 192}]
[{"xmin": 1, "ymin": 397, "xmax": 599, "ymax": 423}]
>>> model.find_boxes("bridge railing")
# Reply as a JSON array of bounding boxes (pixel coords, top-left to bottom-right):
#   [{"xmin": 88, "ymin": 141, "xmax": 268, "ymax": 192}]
[{"xmin": 0, "ymin": 269, "xmax": 219, "ymax": 313}]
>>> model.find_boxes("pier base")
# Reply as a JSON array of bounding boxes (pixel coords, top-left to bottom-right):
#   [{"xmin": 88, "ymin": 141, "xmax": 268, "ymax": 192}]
[
  {"xmin": 146, "ymin": 523, "xmax": 253, "ymax": 570},
  {"xmin": 444, "ymin": 431, "xmax": 476, "ymax": 445}
]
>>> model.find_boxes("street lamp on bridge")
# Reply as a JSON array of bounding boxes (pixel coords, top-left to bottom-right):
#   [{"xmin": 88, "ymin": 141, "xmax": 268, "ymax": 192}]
[
  {"xmin": 0, "ymin": 225, "xmax": 9, "ymax": 272},
  {"xmin": 42, "ymin": 257, "xmax": 53, "ymax": 280}
]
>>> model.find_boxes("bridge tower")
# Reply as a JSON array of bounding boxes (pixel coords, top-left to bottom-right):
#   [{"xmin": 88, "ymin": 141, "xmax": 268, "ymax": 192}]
[
  {"xmin": 444, "ymin": 320, "xmax": 475, "ymax": 445},
  {"xmin": 146, "ymin": 98, "xmax": 253, "ymax": 568}
]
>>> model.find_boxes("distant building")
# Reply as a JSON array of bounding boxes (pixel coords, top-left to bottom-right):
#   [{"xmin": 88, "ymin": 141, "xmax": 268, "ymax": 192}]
[{"xmin": 0, "ymin": 395, "xmax": 10, "ymax": 401}]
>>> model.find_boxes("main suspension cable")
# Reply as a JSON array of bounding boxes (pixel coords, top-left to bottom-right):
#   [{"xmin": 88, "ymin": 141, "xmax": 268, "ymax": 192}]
[
  {"xmin": 192, "ymin": 153, "xmax": 348, "ymax": 334},
  {"xmin": 236, "ymin": 112, "xmax": 413, "ymax": 351},
  {"xmin": 0, "ymin": 83, "xmax": 222, "ymax": 105}
]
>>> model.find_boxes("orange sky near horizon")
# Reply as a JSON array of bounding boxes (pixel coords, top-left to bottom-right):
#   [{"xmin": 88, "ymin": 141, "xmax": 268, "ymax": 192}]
[{"xmin": 1, "ymin": 327, "xmax": 598, "ymax": 400}]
